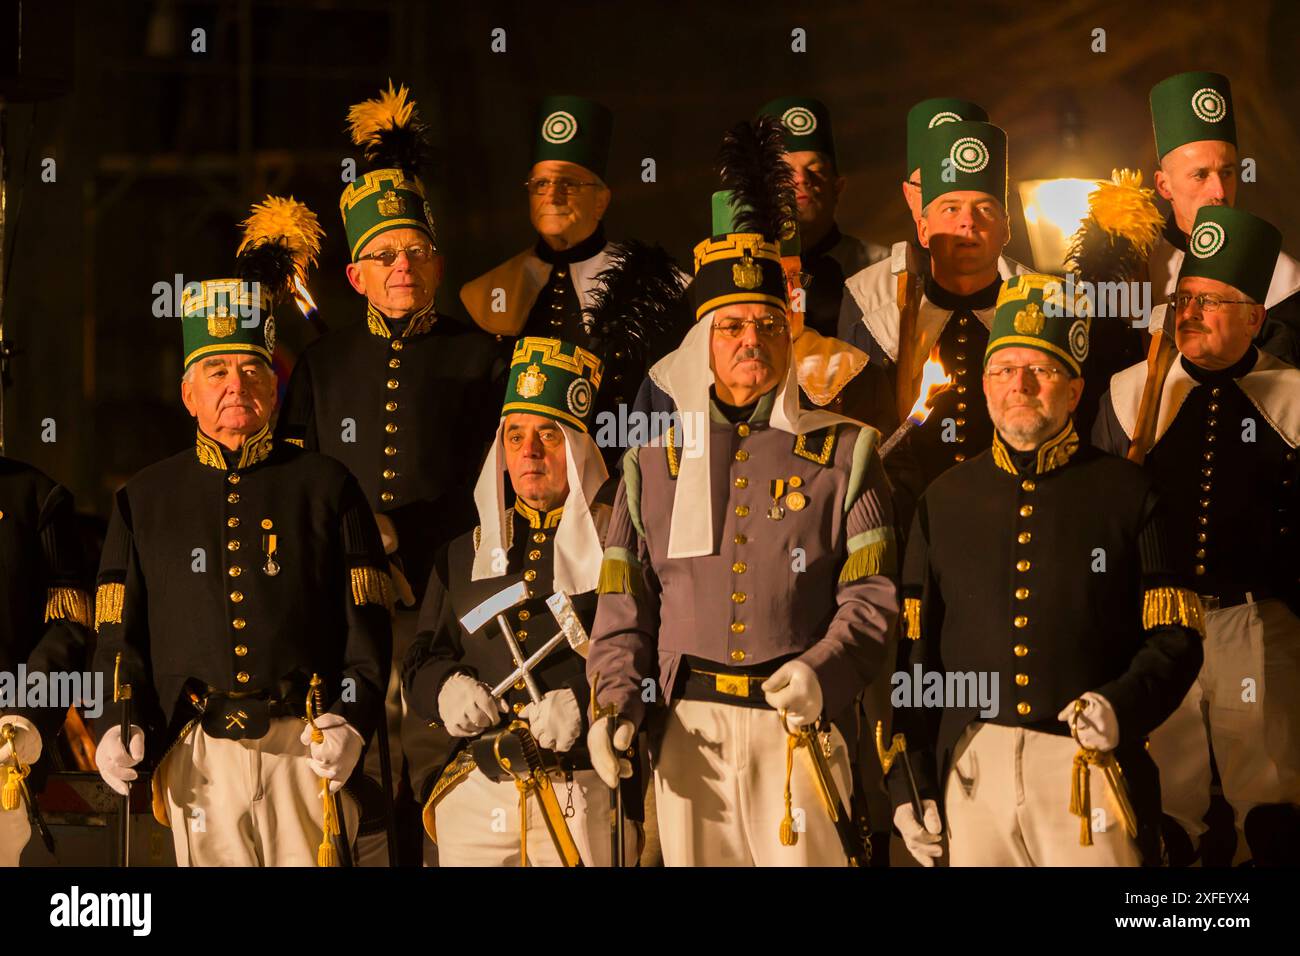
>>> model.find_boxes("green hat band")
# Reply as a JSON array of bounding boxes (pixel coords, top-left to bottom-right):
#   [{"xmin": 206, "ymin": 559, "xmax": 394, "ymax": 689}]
[
  {"xmin": 691, "ymin": 234, "xmax": 786, "ymax": 321},
  {"xmin": 340, "ymin": 168, "xmax": 435, "ymax": 261},
  {"xmin": 986, "ymin": 273, "xmax": 1091, "ymax": 376},
  {"xmin": 1150, "ymin": 71, "xmax": 1236, "ymax": 159},
  {"xmin": 503, "ymin": 337, "xmax": 605, "ymax": 433},
  {"xmin": 758, "ymin": 96, "xmax": 836, "ymax": 164},
  {"xmin": 533, "ymin": 95, "xmax": 613, "ymax": 180},
  {"xmin": 181, "ymin": 279, "xmax": 275, "ymax": 369},
  {"xmin": 1178, "ymin": 206, "xmax": 1281, "ymax": 303},
  {"xmin": 906, "ymin": 97, "xmax": 988, "ymax": 176},
  {"xmin": 918, "ymin": 120, "xmax": 1008, "ymax": 209}
]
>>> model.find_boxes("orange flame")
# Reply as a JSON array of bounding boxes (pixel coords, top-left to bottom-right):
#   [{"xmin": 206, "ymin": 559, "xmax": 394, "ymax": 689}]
[
  {"xmin": 292, "ymin": 275, "xmax": 318, "ymax": 319},
  {"xmin": 906, "ymin": 346, "xmax": 953, "ymax": 425}
]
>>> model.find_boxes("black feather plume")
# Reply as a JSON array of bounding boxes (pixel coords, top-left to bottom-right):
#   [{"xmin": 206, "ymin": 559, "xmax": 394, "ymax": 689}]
[
  {"xmin": 234, "ymin": 241, "xmax": 297, "ymax": 299},
  {"xmin": 584, "ymin": 241, "xmax": 689, "ymax": 368},
  {"xmin": 347, "ymin": 83, "xmax": 433, "ymax": 178},
  {"xmin": 365, "ymin": 120, "xmax": 434, "ymax": 178},
  {"xmin": 716, "ymin": 116, "xmax": 796, "ymax": 242}
]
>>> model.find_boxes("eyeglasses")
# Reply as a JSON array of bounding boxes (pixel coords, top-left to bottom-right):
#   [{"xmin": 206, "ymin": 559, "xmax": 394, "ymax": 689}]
[
  {"xmin": 712, "ymin": 317, "xmax": 788, "ymax": 338},
  {"xmin": 1173, "ymin": 292, "xmax": 1253, "ymax": 313},
  {"xmin": 524, "ymin": 177, "xmax": 602, "ymax": 196},
  {"xmin": 357, "ymin": 243, "xmax": 436, "ymax": 267},
  {"xmin": 985, "ymin": 363, "xmax": 1066, "ymax": 383}
]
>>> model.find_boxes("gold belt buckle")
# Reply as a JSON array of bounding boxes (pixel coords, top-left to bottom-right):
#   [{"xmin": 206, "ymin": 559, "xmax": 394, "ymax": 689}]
[{"xmin": 715, "ymin": 673, "xmax": 750, "ymax": 698}]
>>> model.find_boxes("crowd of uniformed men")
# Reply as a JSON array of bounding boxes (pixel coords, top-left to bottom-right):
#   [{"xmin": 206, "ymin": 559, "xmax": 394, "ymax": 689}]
[{"xmin": 1, "ymin": 69, "xmax": 1297, "ymax": 868}]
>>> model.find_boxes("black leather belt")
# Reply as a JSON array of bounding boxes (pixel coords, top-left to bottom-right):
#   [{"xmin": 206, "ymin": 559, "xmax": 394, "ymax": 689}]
[
  {"xmin": 679, "ymin": 656, "xmax": 791, "ymax": 710},
  {"xmin": 193, "ymin": 691, "xmax": 305, "ymax": 741}
]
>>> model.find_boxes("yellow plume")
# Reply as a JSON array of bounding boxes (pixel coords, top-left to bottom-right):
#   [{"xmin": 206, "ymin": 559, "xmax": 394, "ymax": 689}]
[
  {"xmin": 237, "ymin": 195, "xmax": 324, "ymax": 281},
  {"xmin": 347, "ymin": 80, "xmax": 416, "ymax": 148},
  {"xmin": 1086, "ymin": 169, "xmax": 1164, "ymax": 260}
]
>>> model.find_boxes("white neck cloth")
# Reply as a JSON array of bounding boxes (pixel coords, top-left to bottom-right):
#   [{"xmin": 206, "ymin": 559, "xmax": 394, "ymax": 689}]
[
  {"xmin": 471, "ymin": 420, "xmax": 609, "ymax": 595},
  {"xmin": 650, "ymin": 311, "xmax": 857, "ymax": 559}
]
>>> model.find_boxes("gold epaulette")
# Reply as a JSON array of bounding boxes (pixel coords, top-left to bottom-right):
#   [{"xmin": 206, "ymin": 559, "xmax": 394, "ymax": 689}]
[
  {"xmin": 597, "ymin": 548, "xmax": 641, "ymax": 597},
  {"xmin": 284, "ymin": 437, "xmax": 305, "ymax": 448},
  {"xmin": 350, "ymin": 566, "xmax": 395, "ymax": 611},
  {"xmin": 838, "ymin": 538, "xmax": 894, "ymax": 584},
  {"xmin": 1142, "ymin": 587, "xmax": 1206, "ymax": 638},
  {"xmin": 44, "ymin": 587, "xmax": 92, "ymax": 628},
  {"xmin": 903, "ymin": 597, "xmax": 922, "ymax": 641},
  {"xmin": 94, "ymin": 583, "xmax": 125, "ymax": 631}
]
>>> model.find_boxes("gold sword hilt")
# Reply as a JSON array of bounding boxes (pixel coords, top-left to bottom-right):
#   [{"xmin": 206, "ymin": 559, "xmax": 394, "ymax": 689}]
[
  {"xmin": 112, "ymin": 652, "xmax": 132, "ymax": 705},
  {"xmin": 1066, "ymin": 698, "xmax": 1138, "ymax": 841},
  {"xmin": 306, "ymin": 673, "xmax": 325, "ymax": 745},
  {"xmin": 1, "ymin": 724, "xmax": 29, "ymax": 812},
  {"xmin": 874, "ymin": 719, "xmax": 906, "ymax": 774},
  {"xmin": 305, "ymin": 673, "xmax": 341, "ymax": 865},
  {"xmin": 589, "ymin": 672, "xmax": 620, "ymax": 724}
]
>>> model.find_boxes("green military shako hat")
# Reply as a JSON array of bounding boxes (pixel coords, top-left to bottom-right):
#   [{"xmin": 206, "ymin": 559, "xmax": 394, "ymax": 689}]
[
  {"xmin": 1150, "ymin": 71, "xmax": 1236, "ymax": 160},
  {"xmin": 182, "ymin": 195, "xmax": 324, "ymax": 370},
  {"xmin": 919, "ymin": 119, "xmax": 1007, "ymax": 209},
  {"xmin": 691, "ymin": 190, "xmax": 787, "ymax": 321},
  {"xmin": 503, "ymin": 337, "xmax": 605, "ymax": 433},
  {"xmin": 907, "ymin": 97, "xmax": 988, "ymax": 177},
  {"xmin": 986, "ymin": 273, "xmax": 1092, "ymax": 376},
  {"xmin": 340, "ymin": 82, "xmax": 438, "ymax": 261},
  {"xmin": 1178, "ymin": 206, "xmax": 1281, "ymax": 304},
  {"xmin": 533, "ymin": 95, "xmax": 613, "ymax": 181},
  {"xmin": 758, "ymin": 96, "xmax": 836, "ymax": 165},
  {"xmin": 181, "ymin": 280, "xmax": 275, "ymax": 370}
]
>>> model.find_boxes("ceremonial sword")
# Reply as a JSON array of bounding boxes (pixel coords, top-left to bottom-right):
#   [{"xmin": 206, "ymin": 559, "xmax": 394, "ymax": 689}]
[
  {"xmin": 781, "ymin": 711, "xmax": 870, "ymax": 866},
  {"xmin": 459, "ymin": 582, "xmax": 591, "ymax": 867},
  {"xmin": 113, "ymin": 653, "xmax": 132, "ymax": 867}
]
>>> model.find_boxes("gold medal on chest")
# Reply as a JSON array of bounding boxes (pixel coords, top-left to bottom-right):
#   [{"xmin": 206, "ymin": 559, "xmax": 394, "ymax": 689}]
[
  {"xmin": 767, "ymin": 479, "xmax": 786, "ymax": 521},
  {"xmin": 262, "ymin": 528, "xmax": 280, "ymax": 576}
]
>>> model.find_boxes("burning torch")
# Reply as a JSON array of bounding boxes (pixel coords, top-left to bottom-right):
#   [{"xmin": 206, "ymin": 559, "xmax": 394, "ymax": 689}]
[{"xmin": 879, "ymin": 346, "xmax": 953, "ymax": 458}]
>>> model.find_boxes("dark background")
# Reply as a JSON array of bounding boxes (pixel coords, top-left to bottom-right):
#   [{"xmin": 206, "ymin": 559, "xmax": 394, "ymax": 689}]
[{"xmin": 2, "ymin": 0, "xmax": 1298, "ymax": 515}]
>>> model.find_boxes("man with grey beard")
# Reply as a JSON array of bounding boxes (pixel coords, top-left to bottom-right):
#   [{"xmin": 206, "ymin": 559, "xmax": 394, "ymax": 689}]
[{"xmin": 890, "ymin": 273, "xmax": 1202, "ymax": 867}]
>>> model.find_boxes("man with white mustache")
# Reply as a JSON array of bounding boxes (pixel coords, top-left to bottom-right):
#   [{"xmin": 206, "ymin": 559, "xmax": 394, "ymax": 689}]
[{"xmin": 586, "ymin": 182, "xmax": 899, "ymax": 867}]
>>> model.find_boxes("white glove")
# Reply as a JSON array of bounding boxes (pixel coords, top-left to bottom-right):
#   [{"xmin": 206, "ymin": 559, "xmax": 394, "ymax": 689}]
[
  {"xmin": 761, "ymin": 660, "xmax": 823, "ymax": 728},
  {"xmin": 95, "ymin": 724, "xmax": 145, "ymax": 797},
  {"xmin": 894, "ymin": 799, "xmax": 944, "ymax": 867},
  {"xmin": 588, "ymin": 716, "xmax": 635, "ymax": 789},
  {"xmin": 521, "ymin": 688, "xmax": 582, "ymax": 753},
  {"xmin": 437, "ymin": 672, "xmax": 507, "ymax": 737},
  {"xmin": 0, "ymin": 715, "xmax": 42, "ymax": 765},
  {"xmin": 1057, "ymin": 691, "xmax": 1119, "ymax": 751},
  {"xmin": 299, "ymin": 714, "xmax": 364, "ymax": 794}
]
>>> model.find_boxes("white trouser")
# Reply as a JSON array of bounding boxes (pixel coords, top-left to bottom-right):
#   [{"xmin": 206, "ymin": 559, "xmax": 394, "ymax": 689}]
[
  {"xmin": 156, "ymin": 717, "xmax": 359, "ymax": 867},
  {"xmin": 433, "ymin": 766, "xmax": 630, "ymax": 866},
  {"xmin": 653, "ymin": 698, "xmax": 854, "ymax": 867},
  {"xmin": 1149, "ymin": 597, "xmax": 1300, "ymax": 853},
  {"xmin": 0, "ymin": 801, "xmax": 31, "ymax": 867},
  {"xmin": 944, "ymin": 722, "xmax": 1141, "ymax": 867}
]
